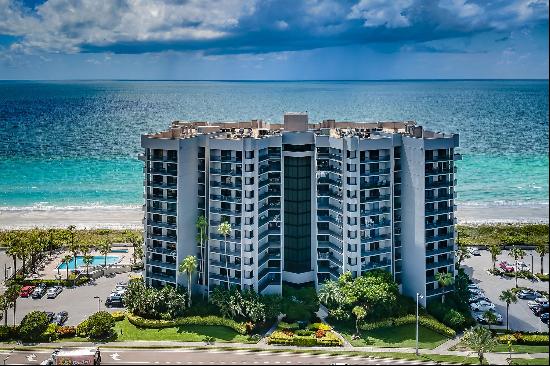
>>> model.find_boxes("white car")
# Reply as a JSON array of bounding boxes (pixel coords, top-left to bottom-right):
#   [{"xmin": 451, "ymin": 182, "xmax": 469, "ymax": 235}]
[
  {"xmin": 474, "ymin": 311, "xmax": 503, "ymax": 324},
  {"xmin": 515, "ymin": 262, "xmax": 530, "ymax": 272},
  {"xmin": 471, "ymin": 300, "xmax": 495, "ymax": 312},
  {"xmin": 468, "ymin": 283, "xmax": 480, "ymax": 290},
  {"xmin": 46, "ymin": 286, "xmax": 63, "ymax": 299},
  {"xmin": 468, "ymin": 248, "xmax": 481, "ymax": 256}
]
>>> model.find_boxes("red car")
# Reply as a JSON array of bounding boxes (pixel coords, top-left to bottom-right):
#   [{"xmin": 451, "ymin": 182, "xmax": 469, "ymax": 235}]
[
  {"xmin": 20, "ymin": 285, "xmax": 36, "ymax": 297},
  {"xmin": 499, "ymin": 261, "xmax": 514, "ymax": 273}
]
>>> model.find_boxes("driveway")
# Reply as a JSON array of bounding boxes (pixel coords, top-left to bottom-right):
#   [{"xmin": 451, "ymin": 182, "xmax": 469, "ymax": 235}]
[
  {"xmin": 4, "ymin": 272, "xmax": 134, "ymax": 326},
  {"xmin": 462, "ymin": 249, "xmax": 549, "ymax": 332}
]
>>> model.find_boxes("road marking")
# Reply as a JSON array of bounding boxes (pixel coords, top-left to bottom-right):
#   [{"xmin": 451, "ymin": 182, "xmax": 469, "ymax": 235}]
[
  {"xmin": 110, "ymin": 352, "xmax": 121, "ymax": 361},
  {"xmin": 26, "ymin": 354, "xmax": 37, "ymax": 362}
]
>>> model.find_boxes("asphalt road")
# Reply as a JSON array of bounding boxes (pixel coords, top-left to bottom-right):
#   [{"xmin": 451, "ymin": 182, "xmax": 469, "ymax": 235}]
[
  {"xmin": 6, "ymin": 272, "xmax": 131, "ymax": 326},
  {"xmin": 0, "ymin": 348, "xmax": 446, "ymax": 365},
  {"xmin": 462, "ymin": 249, "xmax": 550, "ymax": 332}
]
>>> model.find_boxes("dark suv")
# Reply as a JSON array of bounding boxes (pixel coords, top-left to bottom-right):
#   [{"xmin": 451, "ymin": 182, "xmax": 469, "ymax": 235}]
[
  {"xmin": 31, "ymin": 284, "xmax": 47, "ymax": 299},
  {"xmin": 105, "ymin": 293, "xmax": 124, "ymax": 308}
]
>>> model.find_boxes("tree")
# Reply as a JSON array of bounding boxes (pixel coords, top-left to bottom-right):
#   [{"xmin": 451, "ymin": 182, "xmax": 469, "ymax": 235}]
[
  {"xmin": 179, "ymin": 256, "xmax": 197, "ymax": 307},
  {"xmin": 455, "ymin": 243, "xmax": 471, "ymax": 269},
  {"xmin": 435, "ymin": 272, "xmax": 454, "ymax": 304},
  {"xmin": 0, "ymin": 295, "xmax": 10, "ymax": 327},
  {"xmin": 318, "ymin": 280, "xmax": 345, "ymax": 309},
  {"xmin": 488, "ymin": 244, "xmax": 502, "ymax": 270},
  {"xmin": 133, "ymin": 245, "xmax": 144, "ymax": 264},
  {"xmin": 535, "ymin": 243, "xmax": 548, "ymax": 274},
  {"xmin": 127, "ymin": 233, "xmax": 142, "ymax": 264},
  {"xmin": 62, "ymin": 255, "xmax": 73, "ymax": 280},
  {"xmin": 482, "ymin": 310, "xmax": 498, "ymax": 331},
  {"xmin": 196, "ymin": 215, "xmax": 208, "ymax": 287},
  {"xmin": 352, "ymin": 305, "xmax": 367, "ymax": 335},
  {"xmin": 462, "ymin": 326, "xmax": 497, "ymax": 365},
  {"xmin": 4, "ymin": 232, "xmax": 21, "ymax": 278},
  {"xmin": 217, "ymin": 221, "xmax": 232, "ymax": 287},
  {"xmin": 499, "ymin": 289, "xmax": 518, "ymax": 331},
  {"xmin": 18, "ymin": 311, "xmax": 49, "ymax": 341},
  {"xmin": 65, "ymin": 225, "xmax": 80, "ymax": 286},
  {"xmin": 46, "ymin": 228, "xmax": 58, "ymax": 256},
  {"xmin": 85, "ymin": 311, "xmax": 115, "ymax": 339},
  {"xmin": 510, "ymin": 246, "xmax": 526, "ymax": 288},
  {"xmin": 5, "ymin": 284, "xmax": 21, "ymax": 327},
  {"xmin": 98, "ymin": 239, "xmax": 112, "ymax": 267},
  {"xmin": 83, "ymin": 255, "xmax": 94, "ymax": 277}
]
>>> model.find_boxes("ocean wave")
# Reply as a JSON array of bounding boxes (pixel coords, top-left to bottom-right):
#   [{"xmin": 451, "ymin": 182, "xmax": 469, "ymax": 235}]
[
  {"xmin": 458, "ymin": 200, "xmax": 549, "ymax": 208},
  {"xmin": 0, "ymin": 203, "xmax": 141, "ymax": 212}
]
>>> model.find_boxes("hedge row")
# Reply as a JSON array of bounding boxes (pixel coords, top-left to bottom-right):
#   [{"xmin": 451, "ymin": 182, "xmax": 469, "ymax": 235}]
[
  {"xmin": 19, "ymin": 277, "xmax": 89, "ymax": 287},
  {"xmin": 127, "ymin": 313, "xmax": 247, "ymax": 335},
  {"xmin": 536, "ymin": 274, "xmax": 549, "ymax": 281},
  {"xmin": 267, "ymin": 330, "xmax": 342, "ymax": 347},
  {"xmin": 497, "ymin": 333, "xmax": 549, "ymax": 345},
  {"xmin": 359, "ymin": 315, "xmax": 456, "ymax": 338}
]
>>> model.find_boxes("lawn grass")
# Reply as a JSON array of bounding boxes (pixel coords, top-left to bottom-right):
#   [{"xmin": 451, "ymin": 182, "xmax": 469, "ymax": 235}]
[
  {"xmin": 112, "ymin": 318, "xmax": 253, "ymax": 343},
  {"xmin": 335, "ymin": 323, "xmax": 449, "ymax": 349},
  {"xmin": 493, "ymin": 344, "xmax": 550, "ymax": 354},
  {"xmin": 509, "ymin": 358, "xmax": 550, "ymax": 365}
]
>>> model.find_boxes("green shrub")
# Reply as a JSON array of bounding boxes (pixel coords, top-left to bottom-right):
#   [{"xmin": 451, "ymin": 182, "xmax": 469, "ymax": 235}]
[
  {"xmin": 316, "ymin": 331, "xmax": 343, "ymax": 346},
  {"xmin": 536, "ymin": 273, "xmax": 549, "ymax": 281},
  {"xmin": 328, "ymin": 308, "xmax": 350, "ymax": 321},
  {"xmin": 0, "ymin": 326, "xmax": 12, "ymax": 341},
  {"xmin": 293, "ymin": 335, "xmax": 317, "ymax": 346},
  {"xmin": 277, "ymin": 321, "xmax": 299, "ymax": 331},
  {"xmin": 359, "ymin": 315, "xmax": 455, "ymax": 338},
  {"xmin": 43, "ymin": 323, "xmax": 58, "ymax": 341},
  {"xmin": 76, "ymin": 319, "xmax": 89, "ymax": 337},
  {"xmin": 443, "ymin": 309, "xmax": 467, "ymax": 330},
  {"xmin": 86, "ymin": 311, "xmax": 115, "ymax": 340},
  {"xmin": 19, "ymin": 311, "xmax": 50, "ymax": 341},
  {"xmin": 111, "ymin": 311, "xmax": 125, "ymax": 321},
  {"xmin": 127, "ymin": 313, "xmax": 247, "ymax": 334},
  {"xmin": 295, "ymin": 329, "xmax": 314, "ymax": 336}
]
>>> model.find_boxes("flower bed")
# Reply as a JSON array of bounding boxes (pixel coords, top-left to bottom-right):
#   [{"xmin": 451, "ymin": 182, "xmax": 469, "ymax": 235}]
[
  {"xmin": 359, "ymin": 315, "xmax": 456, "ymax": 338},
  {"xmin": 497, "ymin": 333, "xmax": 549, "ymax": 345},
  {"xmin": 126, "ymin": 313, "xmax": 247, "ymax": 335},
  {"xmin": 268, "ymin": 322, "xmax": 343, "ymax": 347}
]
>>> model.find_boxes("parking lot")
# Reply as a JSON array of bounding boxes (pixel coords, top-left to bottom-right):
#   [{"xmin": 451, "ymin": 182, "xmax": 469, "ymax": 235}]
[
  {"xmin": 6, "ymin": 272, "xmax": 132, "ymax": 326},
  {"xmin": 462, "ymin": 249, "xmax": 549, "ymax": 332}
]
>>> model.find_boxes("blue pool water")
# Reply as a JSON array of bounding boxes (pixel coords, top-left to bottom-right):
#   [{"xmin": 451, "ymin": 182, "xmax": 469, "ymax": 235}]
[
  {"xmin": 0, "ymin": 80, "xmax": 547, "ymax": 209},
  {"xmin": 57, "ymin": 255, "xmax": 120, "ymax": 270}
]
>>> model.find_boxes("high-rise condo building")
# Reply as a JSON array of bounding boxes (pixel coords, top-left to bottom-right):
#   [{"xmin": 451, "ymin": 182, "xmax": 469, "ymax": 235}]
[{"xmin": 140, "ymin": 113, "xmax": 460, "ymax": 306}]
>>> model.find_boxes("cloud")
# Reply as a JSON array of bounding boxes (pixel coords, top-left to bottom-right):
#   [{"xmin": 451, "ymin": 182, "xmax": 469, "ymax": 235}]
[{"xmin": 0, "ymin": 0, "xmax": 547, "ymax": 56}]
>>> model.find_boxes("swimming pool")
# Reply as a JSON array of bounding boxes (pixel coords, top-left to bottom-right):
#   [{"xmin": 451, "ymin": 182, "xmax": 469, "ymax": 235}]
[{"xmin": 57, "ymin": 255, "xmax": 120, "ymax": 270}]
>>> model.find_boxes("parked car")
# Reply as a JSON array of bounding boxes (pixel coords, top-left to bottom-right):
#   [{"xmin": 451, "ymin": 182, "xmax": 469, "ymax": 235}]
[
  {"xmin": 46, "ymin": 286, "xmax": 63, "ymax": 299},
  {"xmin": 32, "ymin": 284, "xmax": 47, "ymax": 299},
  {"xmin": 468, "ymin": 283, "xmax": 481, "ymax": 290},
  {"xmin": 499, "ymin": 261, "xmax": 515, "ymax": 272},
  {"xmin": 19, "ymin": 285, "xmax": 36, "ymax": 298},
  {"xmin": 53, "ymin": 311, "xmax": 68, "ymax": 326},
  {"xmin": 517, "ymin": 289, "xmax": 542, "ymax": 300},
  {"xmin": 468, "ymin": 247, "xmax": 481, "ymax": 256},
  {"xmin": 474, "ymin": 311, "xmax": 503, "ymax": 325},
  {"xmin": 471, "ymin": 300, "xmax": 496, "ymax": 312},
  {"xmin": 105, "ymin": 293, "xmax": 124, "ymax": 308},
  {"xmin": 469, "ymin": 295, "xmax": 490, "ymax": 304},
  {"xmin": 515, "ymin": 262, "xmax": 530, "ymax": 272},
  {"xmin": 469, "ymin": 288, "xmax": 484, "ymax": 296},
  {"xmin": 45, "ymin": 312, "xmax": 56, "ymax": 323},
  {"xmin": 116, "ymin": 281, "xmax": 128, "ymax": 287},
  {"xmin": 114, "ymin": 286, "xmax": 126, "ymax": 295},
  {"xmin": 534, "ymin": 304, "xmax": 549, "ymax": 317},
  {"xmin": 541, "ymin": 313, "xmax": 549, "ymax": 324}
]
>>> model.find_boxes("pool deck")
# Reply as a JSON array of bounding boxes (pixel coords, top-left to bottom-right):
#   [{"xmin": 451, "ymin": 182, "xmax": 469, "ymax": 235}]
[{"xmin": 32, "ymin": 244, "xmax": 135, "ymax": 280}]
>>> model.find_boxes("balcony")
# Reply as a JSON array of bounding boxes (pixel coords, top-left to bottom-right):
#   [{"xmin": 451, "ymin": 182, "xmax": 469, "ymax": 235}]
[
  {"xmin": 259, "ymin": 252, "xmax": 282, "ymax": 267},
  {"xmin": 150, "ymin": 168, "xmax": 177, "ymax": 176},
  {"xmin": 147, "ymin": 207, "xmax": 177, "ymax": 216},
  {"xmin": 258, "ymin": 266, "xmax": 281, "ymax": 279},
  {"xmin": 318, "ymin": 177, "xmax": 342, "ymax": 186},
  {"xmin": 149, "ymin": 156, "xmax": 178, "ymax": 163},
  {"xmin": 361, "ymin": 194, "xmax": 391, "ymax": 203},
  {"xmin": 425, "ymin": 220, "xmax": 455, "ymax": 229},
  {"xmin": 317, "ymin": 228, "xmax": 343, "ymax": 240},
  {"xmin": 317, "ymin": 252, "xmax": 343, "ymax": 267},
  {"xmin": 317, "ymin": 202, "xmax": 342, "ymax": 214},
  {"xmin": 361, "ymin": 207, "xmax": 391, "ymax": 216},
  {"xmin": 210, "ymin": 234, "xmax": 241, "ymax": 244},
  {"xmin": 258, "ymin": 202, "xmax": 281, "ymax": 215},
  {"xmin": 360, "ymin": 181, "xmax": 391, "ymax": 190},
  {"xmin": 360, "ymin": 168, "xmax": 391, "ymax": 177},
  {"xmin": 425, "ymin": 205, "xmax": 456, "ymax": 216},
  {"xmin": 258, "ymin": 273, "xmax": 281, "ymax": 293},
  {"xmin": 318, "ymin": 190, "xmax": 343, "ymax": 200},
  {"xmin": 259, "ymin": 214, "xmax": 281, "ymax": 227},
  {"xmin": 317, "ymin": 166, "xmax": 342, "ymax": 175},
  {"xmin": 360, "ymin": 234, "xmax": 391, "ymax": 244},
  {"xmin": 210, "ymin": 245, "xmax": 241, "ymax": 256},
  {"xmin": 361, "ymin": 259, "xmax": 391, "ymax": 271},
  {"xmin": 360, "ymin": 220, "xmax": 391, "ymax": 230},
  {"xmin": 317, "ymin": 241, "xmax": 343, "ymax": 254},
  {"xmin": 210, "ymin": 207, "xmax": 242, "ymax": 216},
  {"xmin": 147, "ymin": 220, "xmax": 176, "ymax": 230},
  {"xmin": 210, "ymin": 168, "xmax": 242, "ymax": 176},
  {"xmin": 259, "ymin": 240, "xmax": 281, "ymax": 253},
  {"xmin": 146, "ymin": 271, "xmax": 176, "ymax": 283},
  {"xmin": 148, "ymin": 234, "xmax": 177, "ymax": 243},
  {"xmin": 426, "ymin": 246, "xmax": 454, "ymax": 256},
  {"xmin": 317, "ymin": 265, "xmax": 340, "ymax": 278},
  {"xmin": 425, "ymin": 193, "xmax": 455, "ymax": 203},
  {"xmin": 146, "ymin": 245, "xmax": 176, "ymax": 256},
  {"xmin": 147, "ymin": 259, "xmax": 177, "ymax": 270},
  {"xmin": 147, "ymin": 195, "xmax": 177, "ymax": 203},
  {"xmin": 317, "ymin": 215, "xmax": 343, "ymax": 228},
  {"xmin": 426, "ymin": 259, "xmax": 454, "ymax": 269},
  {"xmin": 210, "ymin": 194, "xmax": 243, "ymax": 203},
  {"xmin": 258, "ymin": 189, "xmax": 281, "ymax": 201},
  {"xmin": 210, "ymin": 181, "xmax": 242, "ymax": 190},
  {"xmin": 209, "ymin": 273, "xmax": 241, "ymax": 285},
  {"xmin": 426, "ymin": 232, "xmax": 455, "ymax": 243},
  {"xmin": 426, "ymin": 285, "xmax": 455, "ymax": 297},
  {"xmin": 258, "ymin": 228, "xmax": 281, "ymax": 240},
  {"xmin": 425, "ymin": 167, "xmax": 456, "ymax": 176},
  {"xmin": 149, "ymin": 181, "xmax": 177, "ymax": 189},
  {"xmin": 210, "ymin": 260, "xmax": 242, "ymax": 270},
  {"xmin": 426, "ymin": 180, "xmax": 456, "ymax": 189},
  {"xmin": 426, "ymin": 155, "xmax": 451, "ymax": 163},
  {"xmin": 361, "ymin": 246, "xmax": 392, "ymax": 257}
]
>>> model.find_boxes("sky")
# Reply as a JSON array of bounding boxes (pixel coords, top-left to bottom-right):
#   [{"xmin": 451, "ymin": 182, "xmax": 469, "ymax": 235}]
[{"xmin": 0, "ymin": 0, "xmax": 548, "ymax": 80}]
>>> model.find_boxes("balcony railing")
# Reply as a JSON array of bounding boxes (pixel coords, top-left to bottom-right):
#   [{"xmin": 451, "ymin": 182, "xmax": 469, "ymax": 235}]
[
  {"xmin": 210, "ymin": 181, "xmax": 242, "ymax": 190},
  {"xmin": 426, "ymin": 246, "xmax": 454, "ymax": 256},
  {"xmin": 426, "ymin": 285, "xmax": 455, "ymax": 297},
  {"xmin": 209, "ymin": 273, "xmax": 241, "ymax": 285},
  {"xmin": 147, "ymin": 259, "xmax": 177, "ymax": 270},
  {"xmin": 426, "ymin": 232, "xmax": 455, "ymax": 243},
  {"xmin": 210, "ymin": 207, "xmax": 242, "ymax": 216},
  {"xmin": 146, "ymin": 271, "xmax": 176, "ymax": 283},
  {"xmin": 360, "ymin": 220, "xmax": 391, "ymax": 230},
  {"xmin": 317, "ymin": 241, "xmax": 343, "ymax": 254},
  {"xmin": 210, "ymin": 260, "xmax": 242, "ymax": 270},
  {"xmin": 361, "ymin": 259, "xmax": 391, "ymax": 271},
  {"xmin": 361, "ymin": 194, "xmax": 391, "ymax": 203},
  {"xmin": 360, "ymin": 234, "xmax": 391, "ymax": 244},
  {"xmin": 210, "ymin": 194, "xmax": 242, "ymax": 203},
  {"xmin": 360, "ymin": 168, "xmax": 391, "ymax": 177},
  {"xmin": 210, "ymin": 245, "xmax": 241, "ymax": 256},
  {"xmin": 317, "ymin": 265, "xmax": 340, "ymax": 278},
  {"xmin": 148, "ymin": 234, "xmax": 177, "ymax": 243},
  {"xmin": 317, "ymin": 202, "xmax": 342, "ymax": 214},
  {"xmin": 426, "ymin": 259, "xmax": 454, "ymax": 269},
  {"xmin": 425, "ymin": 205, "xmax": 456, "ymax": 216},
  {"xmin": 361, "ymin": 246, "xmax": 392, "ymax": 257},
  {"xmin": 361, "ymin": 207, "xmax": 391, "ymax": 216},
  {"xmin": 425, "ymin": 220, "xmax": 455, "ymax": 229}
]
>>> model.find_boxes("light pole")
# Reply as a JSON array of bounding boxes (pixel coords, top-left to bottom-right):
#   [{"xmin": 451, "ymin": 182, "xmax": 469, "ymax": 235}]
[
  {"xmin": 530, "ymin": 254, "xmax": 534, "ymax": 275},
  {"xmin": 93, "ymin": 296, "xmax": 101, "ymax": 312},
  {"xmin": 416, "ymin": 292, "xmax": 424, "ymax": 356}
]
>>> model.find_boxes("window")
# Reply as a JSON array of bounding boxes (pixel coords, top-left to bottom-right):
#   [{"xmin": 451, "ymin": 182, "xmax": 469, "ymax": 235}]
[
  {"xmin": 245, "ymin": 177, "xmax": 254, "ymax": 185},
  {"xmin": 245, "ymin": 164, "xmax": 254, "ymax": 172},
  {"xmin": 245, "ymin": 151, "xmax": 254, "ymax": 159},
  {"xmin": 245, "ymin": 190, "xmax": 254, "ymax": 198},
  {"xmin": 347, "ymin": 150, "xmax": 357, "ymax": 159},
  {"xmin": 347, "ymin": 203, "xmax": 357, "ymax": 212},
  {"xmin": 245, "ymin": 217, "xmax": 254, "ymax": 225},
  {"xmin": 348, "ymin": 230, "xmax": 357, "ymax": 239},
  {"xmin": 245, "ymin": 204, "xmax": 254, "ymax": 212},
  {"xmin": 347, "ymin": 177, "xmax": 356, "ymax": 185},
  {"xmin": 347, "ymin": 163, "xmax": 356, "ymax": 172},
  {"xmin": 347, "ymin": 217, "xmax": 357, "ymax": 225}
]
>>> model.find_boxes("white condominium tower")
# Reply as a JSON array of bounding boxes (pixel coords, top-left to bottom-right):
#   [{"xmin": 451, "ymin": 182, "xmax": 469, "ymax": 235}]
[{"xmin": 140, "ymin": 113, "xmax": 460, "ymax": 306}]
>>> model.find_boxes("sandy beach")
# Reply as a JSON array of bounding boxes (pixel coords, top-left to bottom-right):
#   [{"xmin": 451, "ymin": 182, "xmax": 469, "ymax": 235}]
[{"xmin": 0, "ymin": 204, "xmax": 547, "ymax": 229}]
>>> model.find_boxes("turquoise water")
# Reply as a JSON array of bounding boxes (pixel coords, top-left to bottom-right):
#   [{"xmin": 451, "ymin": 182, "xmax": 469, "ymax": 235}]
[
  {"xmin": 57, "ymin": 255, "xmax": 120, "ymax": 269},
  {"xmin": 0, "ymin": 80, "xmax": 547, "ymax": 209}
]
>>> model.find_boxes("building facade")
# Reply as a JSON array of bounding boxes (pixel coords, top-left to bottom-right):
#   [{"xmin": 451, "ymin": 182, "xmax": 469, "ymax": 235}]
[{"xmin": 140, "ymin": 113, "xmax": 460, "ymax": 306}]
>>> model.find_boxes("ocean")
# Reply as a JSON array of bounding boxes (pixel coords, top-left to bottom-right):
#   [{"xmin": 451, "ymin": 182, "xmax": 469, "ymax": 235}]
[{"xmin": 0, "ymin": 80, "xmax": 548, "ymax": 210}]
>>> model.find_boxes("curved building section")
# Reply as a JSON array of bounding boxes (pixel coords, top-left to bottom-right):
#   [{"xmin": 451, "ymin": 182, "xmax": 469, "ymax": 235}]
[{"xmin": 141, "ymin": 113, "xmax": 459, "ymax": 305}]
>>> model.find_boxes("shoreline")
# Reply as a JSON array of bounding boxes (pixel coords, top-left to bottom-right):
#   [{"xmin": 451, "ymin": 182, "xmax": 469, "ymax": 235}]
[{"xmin": 0, "ymin": 204, "xmax": 548, "ymax": 229}]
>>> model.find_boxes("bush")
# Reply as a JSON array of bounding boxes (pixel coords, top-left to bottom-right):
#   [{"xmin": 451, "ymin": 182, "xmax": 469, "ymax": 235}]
[
  {"xmin": 316, "ymin": 331, "xmax": 343, "ymax": 346},
  {"xmin": 443, "ymin": 309, "xmax": 467, "ymax": 330},
  {"xmin": 76, "ymin": 319, "xmax": 89, "ymax": 337},
  {"xmin": 111, "ymin": 311, "xmax": 125, "ymax": 321},
  {"xmin": 278, "ymin": 321, "xmax": 300, "ymax": 331},
  {"xmin": 307, "ymin": 322, "xmax": 332, "ymax": 331},
  {"xmin": 127, "ymin": 313, "xmax": 247, "ymax": 335},
  {"xmin": 267, "ymin": 330, "xmax": 342, "ymax": 347},
  {"xmin": 295, "ymin": 329, "xmax": 314, "ymax": 336},
  {"xmin": 85, "ymin": 311, "xmax": 115, "ymax": 340},
  {"xmin": 44, "ymin": 323, "xmax": 58, "ymax": 341},
  {"xmin": 328, "ymin": 308, "xmax": 350, "ymax": 321},
  {"xmin": 293, "ymin": 335, "xmax": 317, "ymax": 346},
  {"xmin": 0, "ymin": 326, "xmax": 15, "ymax": 341},
  {"xmin": 56, "ymin": 326, "xmax": 76, "ymax": 338},
  {"xmin": 359, "ymin": 315, "xmax": 456, "ymax": 338},
  {"xmin": 427, "ymin": 300, "xmax": 472, "ymax": 331},
  {"xmin": 536, "ymin": 273, "xmax": 549, "ymax": 281},
  {"xmin": 19, "ymin": 311, "xmax": 50, "ymax": 341}
]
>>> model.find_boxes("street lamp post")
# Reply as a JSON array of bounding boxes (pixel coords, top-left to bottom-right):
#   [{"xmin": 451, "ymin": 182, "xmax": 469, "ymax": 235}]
[
  {"xmin": 416, "ymin": 292, "xmax": 424, "ymax": 356},
  {"xmin": 93, "ymin": 296, "xmax": 101, "ymax": 312},
  {"xmin": 530, "ymin": 254, "xmax": 534, "ymax": 275}
]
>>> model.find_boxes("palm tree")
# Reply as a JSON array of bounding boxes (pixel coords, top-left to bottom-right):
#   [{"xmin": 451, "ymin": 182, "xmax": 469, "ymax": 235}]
[
  {"xmin": 4, "ymin": 232, "xmax": 20, "ymax": 278},
  {"xmin": 483, "ymin": 310, "xmax": 498, "ymax": 331},
  {"xmin": 455, "ymin": 243, "xmax": 471, "ymax": 269},
  {"xmin": 435, "ymin": 272, "xmax": 454, "ymax": 303},
  {"xmin": 0, "ymin": 294, "xmax": 10, "ymax": 326},
  {"xmin": 352, "ymin": 305, "xmax": 367, "ymax": 336},
  {"xmin": 98, "ymin": 239, "xmax": 112, "ymax": 267},
  {"xmin": 499, "ymin": 289, "xmax": 518, "ymax": 331},
  {"xmin": 63, "ymin": 255, "xmax": 73, "ymax": 280},
  {"xmin": 196, "ymin": 215, "xmax": 208, "ymax": 287},
  {"xmin": 510, "ymin": 246, "xmax": 526, "ymax": 288},
  {"xmin": 488, "ymin": 244, "xmax": 502, "ymax": 270},
  {"xmin": 4, "ymin": 284, "xmax": 20, "ymax": 327},
  {"xmin": 535, "ymin": 243, "xmax": 548, "ymax": 274},
  {"xmin": 217, "ymin": 221, "xmax": 232, "ymax": 287},
  {"xmin": 179, "ymin": 255, "xmax": 197, "ymax": 307},
  {"xmin": 82, "ymin": 255, "xmax": 94, "ymax": 278},
  {"xmin": 66, "ymin": 225, "xmax": 80, "ymax": 285},
  {"xmin": 127, "ymin": 233, "xmax": 142, "ymax": 264},
  {"xmin": 462, "ymin": 326, "xmax": 497, "ymax": 365},
  {"xmin": 318, "ymin": 280, "xmax": 344, "ymax": 308},
  {"xmin": 47, "ymin": 228, "xmax": 57, "ymax": 256}
]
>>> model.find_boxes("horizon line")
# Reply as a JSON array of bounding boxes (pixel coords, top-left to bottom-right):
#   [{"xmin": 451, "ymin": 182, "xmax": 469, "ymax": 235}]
[{"xmin": 0, "ymin": 78, "xmax": 549, "ymax": 82}]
